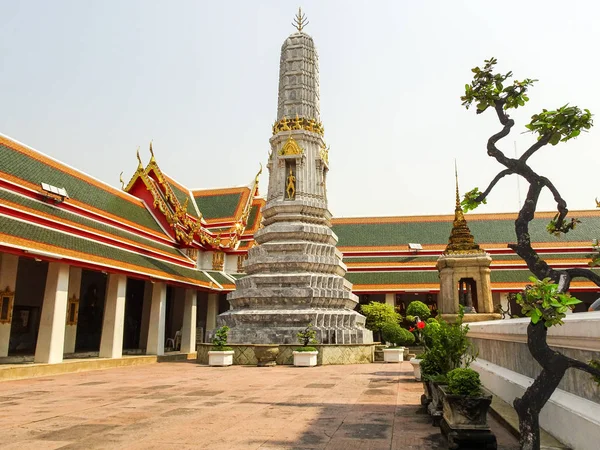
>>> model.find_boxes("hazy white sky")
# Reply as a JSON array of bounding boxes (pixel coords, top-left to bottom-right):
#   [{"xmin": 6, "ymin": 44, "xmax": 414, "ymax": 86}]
[{"xmin": 1, "ymin": 1, "xmax": 598, "ymax": 218}]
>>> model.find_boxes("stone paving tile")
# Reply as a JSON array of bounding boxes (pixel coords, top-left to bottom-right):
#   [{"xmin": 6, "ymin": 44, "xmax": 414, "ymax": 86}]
[{"xmin": 0, "ymin": 361, "xmax": 521, "ymax": 449}]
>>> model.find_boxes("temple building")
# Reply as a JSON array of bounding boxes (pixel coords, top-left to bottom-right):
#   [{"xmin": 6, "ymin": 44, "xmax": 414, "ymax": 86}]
[{"xmin": 1, "ymin": 12, "xmax": 600, "ymax": 364}]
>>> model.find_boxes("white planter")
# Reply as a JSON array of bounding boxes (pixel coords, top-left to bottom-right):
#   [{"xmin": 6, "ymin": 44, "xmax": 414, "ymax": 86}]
[
  {"xmin": 208, "ymin": 350, "xmax": 234, "ymax": 366},
  {"xmin": 409, "ymin": 358, "xmax": 422, "ymax": 381},
  {"xmin": 293, "ymin": 350, "xmax": 318, "ymax": 367},
  {"xmin": 383, "ymin": 347, "xmax": 405, "ymax": 363}
]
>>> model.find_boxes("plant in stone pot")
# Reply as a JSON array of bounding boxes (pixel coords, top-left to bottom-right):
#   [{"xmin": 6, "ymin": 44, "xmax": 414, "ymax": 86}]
[
  {"xmin": 208, "ymin": 326, "xmax": 234, "ymax": 367},
  {"xmin": 381, "ymin": 322, "xmax": 414, "ymax": 363},
  {"xmin": 293, "ymin": 323, "xmax": 318, "ymax": 367},
  {"xmin": 439, "ymin": 368, "xmax": 496, "ymax": 449}
]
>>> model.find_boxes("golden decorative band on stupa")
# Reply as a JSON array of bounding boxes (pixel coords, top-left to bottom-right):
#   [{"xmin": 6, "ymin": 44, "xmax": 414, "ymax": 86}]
[{"xmin": 272, "ymin": 115, "xmax": 324, "ymax": 136}]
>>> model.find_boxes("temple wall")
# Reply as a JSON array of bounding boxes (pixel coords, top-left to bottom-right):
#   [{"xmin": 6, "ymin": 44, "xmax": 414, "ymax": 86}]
[{"xmin": 468, "ymin": 314, "xmax": 600, "ymax": 450}]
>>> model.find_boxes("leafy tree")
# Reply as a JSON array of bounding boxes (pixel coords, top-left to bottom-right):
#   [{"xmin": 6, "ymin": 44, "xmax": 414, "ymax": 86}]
[
  {"xmin": 461, "ymin": 58, "xmax": 600, "ymax": 450},
  {"xmin": 406, "ymin": 300, "xmax": 431, "ymax": 322},
  {"xmin": 361, "ymin": 301, "xmax": 401, "ymax": 342}
]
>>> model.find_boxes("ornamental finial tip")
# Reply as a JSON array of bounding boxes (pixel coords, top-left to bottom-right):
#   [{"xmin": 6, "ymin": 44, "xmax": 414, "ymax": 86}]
[
  {"xmin": 455, "ymin": 159, "xmax": 460, "ymax": 209},
  {"xmin": 293, "ymin": 7, "xmax": 309, "ymax": 32}
]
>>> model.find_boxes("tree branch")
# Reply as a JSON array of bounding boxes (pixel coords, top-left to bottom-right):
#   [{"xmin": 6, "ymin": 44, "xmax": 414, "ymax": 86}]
[
  {"xmin": 476, "ymin": 169, "xmax": 513, "ymax": 202},
  {"xmin": 519, "ymin": 135, "xmax": 551, "ymax": 163},
  {"xmin": 564, "ymin": 267, "xmax": 600, "ymax": 287},
  {"xmin": 567, "ymin": 357, "xmax": 600, "ymax": 379}
]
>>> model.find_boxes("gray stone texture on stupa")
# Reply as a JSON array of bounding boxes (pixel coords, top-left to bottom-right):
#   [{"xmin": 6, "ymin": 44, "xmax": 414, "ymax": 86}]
[
  {"xmin": 219, "ymin": 29, "xmax": 372, "ymax": 345},
  {"xmin": 277, "ymin": 33, "xmax": 320, "ymax": 121}
]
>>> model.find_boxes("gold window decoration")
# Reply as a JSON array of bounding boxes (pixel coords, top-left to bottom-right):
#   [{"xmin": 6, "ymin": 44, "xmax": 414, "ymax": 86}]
[
  {"xmin": 237, "ymin": 254, "xmax": 248, "ymax": 273},
  {"xmin": 0, "ymin": 286, "xmax": 15, "ymax": 324},
  {"xmin": 66, "ymin": 294, "xmax": 79, "ymax": 326},
  {"xmin": 212, "ymin": 252, "xmax": 225, "ymax": 271}
]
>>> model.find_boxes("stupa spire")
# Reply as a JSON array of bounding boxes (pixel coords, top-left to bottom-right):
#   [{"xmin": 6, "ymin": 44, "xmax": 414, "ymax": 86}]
[
  {"xmin": 444, "ymin": 163, "xmax": 483, "ymax": 254},
  {"xmin": 292, "ymin": 7, "xmax": 309, "ymax": 32}
]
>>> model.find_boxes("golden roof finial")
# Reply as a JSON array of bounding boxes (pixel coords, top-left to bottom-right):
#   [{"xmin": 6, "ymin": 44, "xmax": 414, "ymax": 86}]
[
  {"xmin": 293, "ymin": 7, "xmax": 308, "ymax": 32},
  {"xmin": 596, "ymin": 197, "xmax": 600, "ymax": 208},
  {"xmin": 119, "ymin": 171, "xmax": 125, "ymax": 190},
  {"xmin": 149, "ymin": 140, "xmax": 155, "ymax": 162},
  {"xmin": 136, "ymin": 147, "xmax": 143, "ymax": 170}
]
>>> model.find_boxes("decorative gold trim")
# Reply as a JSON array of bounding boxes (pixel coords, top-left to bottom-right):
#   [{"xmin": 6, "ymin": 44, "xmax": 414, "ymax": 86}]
[
  {"xmin": 66, "ymin": 294, "xmax": 79, "ymax": 326},
  {"xmin": 0, "ymin": 286, "xmax": 15, "ymax": 324},
  {"xmin": 278, "ymin": 134, "xmax": 304, "ymax": 156},
  {"xmin": 212, "ymin": 251, "xmax": 225, "ymax": 271},
  {"xmin": 237, "ymin": 254, "xmax": 248, "ymax": 273},
  {"xmin": 273, "ymin": 117, "xmax": 324, "ymax": 136},
  {"xmin": 320, "ymin": 143, "xmax": 329, "ymax": 166}
]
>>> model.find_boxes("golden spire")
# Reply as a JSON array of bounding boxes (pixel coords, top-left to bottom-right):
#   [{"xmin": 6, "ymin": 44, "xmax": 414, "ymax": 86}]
[
  {"xmin": 149, "ymin": 140, "xmax": 155, "ymax": 162},
  {"xmin": 136, "ymin": 147, "xmax": 143, "ymax": 170},
  {"xmin": 444, "ymin": 162, "xmax": 483, "ymax": 255},
  {"xmin": 119, "ymin": 171, "xmax": 125, "ymax": 190},
  {"xmin": 293, "ymin": 7, "xmax": 308, "ymax": 32}
]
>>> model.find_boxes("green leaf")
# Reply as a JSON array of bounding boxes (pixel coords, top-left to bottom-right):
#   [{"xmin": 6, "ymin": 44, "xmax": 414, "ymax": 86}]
[
  {"xmin": 549, "ymin": 132, "xmax": 561, "ymax": 145},
  {"xmin": 531, "ymin": 308, "xmax": 542, "ymax": 324}
]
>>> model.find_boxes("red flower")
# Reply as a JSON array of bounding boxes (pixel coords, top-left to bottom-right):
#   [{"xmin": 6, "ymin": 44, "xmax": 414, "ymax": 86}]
[
  {"xmin": 409, "ymin": 327, "xmax": 415, "ymax": 332},
  {"xmin": 417, "ymin": 321, "xmax": 426, "ymax": 330}
]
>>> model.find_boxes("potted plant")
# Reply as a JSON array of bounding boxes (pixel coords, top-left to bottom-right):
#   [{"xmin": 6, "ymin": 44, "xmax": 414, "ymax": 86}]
[
  {"xmin": 381, "ymin": 323, "xmax": 414, "ymax": 363},
  {"xmin": 408, "ymin": 320, "xmax": 426, "ymax": 380},
  {"xmin": 439, "ymin": 368, "xmax": 496, "ymax": 448},
  {"xmin": 208, "ymin": 326, "xmax": 234, "ymax": 367},
  {"xmin": 293, "ymin": 324, "xmax": 318, "ymax": 367}
]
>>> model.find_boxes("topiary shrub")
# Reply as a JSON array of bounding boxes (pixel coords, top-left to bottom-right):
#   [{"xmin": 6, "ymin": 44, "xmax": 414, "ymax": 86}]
[
  {"xmin": 211, "ymin": 326, "xmax": 232, "ymax": 351},
  {"xmin": 381, "ymin": 322, "xmax": 404, "ymax": 347},
  {"xmin": 400, "ymin": 328, "xmax": 416, "ymax": 346},
  {"xmin": 406, "ymin": 300, "xmax": 431, "ymax": 322},
  {"xmin": 447, "ymin": 368, "xmax": 482, "ymax": 397},
  {"xmin": 361, "ymin": 301, "xmax": 401, "ymax": 341}
]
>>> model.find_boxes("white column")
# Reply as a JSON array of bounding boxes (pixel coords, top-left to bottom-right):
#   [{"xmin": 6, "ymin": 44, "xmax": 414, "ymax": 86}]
[
  {"xmin": 35, "ymin": 262, "xmax": 70, "ymax": 364},
  {"xmin": 180, "ymin": 289, "xmax": 197, "ymax": 353},
  {"xmin": 0, "ymin": 253, "xmax": 19, "ymax": 357},
  {"xmin": 99, "ymin": 273, "xmax": 127, "ymax": 359},
  {"xmin": 206, "ymin": 293, "xmax": 219, "ymax": 333},
  {"xmin": 63, "ymin": 267, "xmax": 82, "ymax": 354},
  {"xmin": 385, "ymin": 293, "xmax": 395, "ymax": 308},
  {"xmin": 146, "ymin": 282, "xmax": 166, "ymax": 355}
]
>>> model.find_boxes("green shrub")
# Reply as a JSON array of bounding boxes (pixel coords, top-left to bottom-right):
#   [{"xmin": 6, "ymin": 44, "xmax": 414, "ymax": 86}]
[
  {"xmin": 422, "ymin": 320, "xmax": 441, "ymax": 348},
  {"xmin": 426, "ymin": 318, "xmax": 439, "ymax": 324},
  {"xmin": 294, "ymin": 346, "xmax": 317, "ymax": 352},
  {"xmin": 297, "ymin": 323, "xmax": 317, "ymax": 347},
  {"xmin": 381, "ymin": 323, "xmax": 415, "ymax": 347},
  {"xmin": 406, "ymin": 301, "xmax": 431, "ymax": 321},
  {"xmin": 400, "ymin": 328, "xmax": 416, "ymax": 346},
  {"xmin": 447, "ymin": 368, "xmax": 482, "ymax": 396},
  {"xmin": 361, "ymin": 302, "xmax": 401, "ymax": 339},
  {"xmin": 211, "ymin": 326, "xmax": 232, "ymax": 351},
  {"xmin": 420, "ymin": 351, "xmax": 444, "ymax": 378}
]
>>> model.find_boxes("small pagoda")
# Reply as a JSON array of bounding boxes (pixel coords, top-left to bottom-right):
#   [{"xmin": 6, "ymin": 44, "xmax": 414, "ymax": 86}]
[{"xmin": 436, "ymin": 168, "xmax": 500, "ymax": 322}]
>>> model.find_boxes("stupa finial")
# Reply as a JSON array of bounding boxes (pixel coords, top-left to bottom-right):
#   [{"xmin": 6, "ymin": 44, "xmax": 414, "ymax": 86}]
[
  {"xmin": 444, "ymin": 161, "xmax": 483, "ymax": 255},
  {"xmin": 455, "ymin": 159, "xmax": 460, "ymax": 210},
  {"xmin": 293, "ymin": 7, "xmax": 309, "ymax": 32}
]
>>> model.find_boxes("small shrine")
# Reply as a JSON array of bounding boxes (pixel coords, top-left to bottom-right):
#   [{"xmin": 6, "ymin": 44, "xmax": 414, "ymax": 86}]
[{"xmin": 436, "ymin": 168, "xmax": 501, "ymax": 322}]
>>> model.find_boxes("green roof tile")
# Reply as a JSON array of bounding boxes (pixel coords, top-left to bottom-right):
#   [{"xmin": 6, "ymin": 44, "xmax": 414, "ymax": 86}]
[
  {"xmin": 206, "ymin": 271, "xmax": 235, "ymax": 286},
  {"xmin": 345, "ymin": 271, "xmax": 440, "ymax": 285},
  {"xmin": 0, "ymin": 215, "xmax": 211, "ymax": 285},
  {"xmin": 195, "ymin": 193, "xmax": 241, "ymax": 220},
  {"xmin": 0, "ymin": 189, "xmax": 184, "ymax": 258},
  {"xmin": 332, "ymin": 214, "xmax": 600, "ymax": 248},
  {"xmin": 0, "ymin": 143, "xmax": 165, "ymax": 234}
]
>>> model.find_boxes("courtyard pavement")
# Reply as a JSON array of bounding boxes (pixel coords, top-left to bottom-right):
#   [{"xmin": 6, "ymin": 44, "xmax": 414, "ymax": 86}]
[{"xmin": 0, "ymin": 361, "xmax": 519, "ymax": 449}]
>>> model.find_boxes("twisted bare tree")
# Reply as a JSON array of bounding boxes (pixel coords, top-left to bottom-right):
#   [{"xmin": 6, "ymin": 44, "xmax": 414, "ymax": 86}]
[{"xmin": 460, "ymin": 58, "xmax": 600, "ymax": 450}]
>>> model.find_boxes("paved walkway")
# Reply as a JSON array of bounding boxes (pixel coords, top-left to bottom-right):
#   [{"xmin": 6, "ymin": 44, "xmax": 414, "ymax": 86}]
[{"xmin": 0, "ymin": 361, "xmax": 519, "ymax": 449}]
